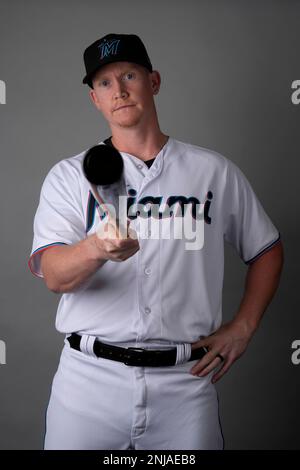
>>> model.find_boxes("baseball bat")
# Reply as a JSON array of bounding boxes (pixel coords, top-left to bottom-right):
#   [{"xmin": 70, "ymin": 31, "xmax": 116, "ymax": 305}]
[{"xmin": 83, "ymin": 144, "xmax": 129, "ymax": 239}]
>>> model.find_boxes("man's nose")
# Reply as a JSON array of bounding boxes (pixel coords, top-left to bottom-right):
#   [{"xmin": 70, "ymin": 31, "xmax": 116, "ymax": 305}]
[{"xmin": 113, "ymin": 80, "xmax": 129, "ymax": 99}]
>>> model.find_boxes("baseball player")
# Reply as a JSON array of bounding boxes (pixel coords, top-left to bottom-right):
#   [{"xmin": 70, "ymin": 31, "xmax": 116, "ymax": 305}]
[{"xmin": 28, "ymin": 33, "xmax": 283, "ymax": 450}]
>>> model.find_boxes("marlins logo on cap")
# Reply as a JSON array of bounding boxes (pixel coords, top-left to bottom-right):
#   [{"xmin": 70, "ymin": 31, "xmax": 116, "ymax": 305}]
[{"xmin": 98, "ymin": 38, "xmax": 121, "ymax": 60}]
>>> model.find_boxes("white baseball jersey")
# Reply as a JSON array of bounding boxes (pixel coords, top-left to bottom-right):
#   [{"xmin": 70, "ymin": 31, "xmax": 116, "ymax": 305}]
[{"xmin": 29, "ymin": 136, "xmax": 280, "ymax": 343}]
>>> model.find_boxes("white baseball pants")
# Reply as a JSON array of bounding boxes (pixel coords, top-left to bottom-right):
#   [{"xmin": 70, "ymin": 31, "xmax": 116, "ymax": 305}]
[{"xmin": 44, "ymin": 338, "xmax": 224, "ymax": 450}]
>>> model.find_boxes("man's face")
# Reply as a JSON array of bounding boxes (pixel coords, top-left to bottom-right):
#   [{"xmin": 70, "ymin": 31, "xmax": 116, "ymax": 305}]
[{"xmin": 89, "ymin": 61, "xmax": 160, "ymax": 129}]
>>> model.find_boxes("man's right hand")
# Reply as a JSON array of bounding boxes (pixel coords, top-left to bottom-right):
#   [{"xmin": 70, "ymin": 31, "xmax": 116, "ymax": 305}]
[{"xmin": 93, "ymin": 220, "xmax": 140, "ymax": 262}]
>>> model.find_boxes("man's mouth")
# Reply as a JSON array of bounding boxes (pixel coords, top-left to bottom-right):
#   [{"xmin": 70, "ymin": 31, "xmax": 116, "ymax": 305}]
[{"xmin": 114, "ymin": 104, "xmax": 135, "ymax": 111}]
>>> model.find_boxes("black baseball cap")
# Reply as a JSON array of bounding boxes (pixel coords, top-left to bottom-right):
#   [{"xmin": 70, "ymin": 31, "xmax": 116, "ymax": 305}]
[{"xmin": 82, "ymin": 33, "xmax": 153, "ymax": 88}]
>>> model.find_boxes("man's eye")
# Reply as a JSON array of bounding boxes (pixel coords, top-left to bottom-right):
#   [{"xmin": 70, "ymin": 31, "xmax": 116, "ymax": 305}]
[
  {"xmin": 101, "ymin": 80, "xmax": 109, "ymax": 87},
  {"xmin": 124, "ymin": 72, "xmax": 135, "ymax": 80}
]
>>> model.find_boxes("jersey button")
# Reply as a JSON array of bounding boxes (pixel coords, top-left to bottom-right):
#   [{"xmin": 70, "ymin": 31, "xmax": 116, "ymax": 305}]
[
  {"xmin": 145, "ymin": 307, "xmax": 151, "ymax": 315},
  {"xmin": 137, "ymin": 164, "xmax": 143, "ymax": 169},
  {"xmin": 144, "ymin": 267, "xmax": 152, "ymax": 275}
]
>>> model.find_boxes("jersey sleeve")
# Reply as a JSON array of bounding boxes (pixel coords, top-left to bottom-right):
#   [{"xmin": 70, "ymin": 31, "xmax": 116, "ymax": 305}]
[
  {"xmin": 223, "ymin": 160, "xmax": 281, "ymax": 264},
  {"xmin": 28, "ymin": 160, "xmax": 86, "ymax": 278}
]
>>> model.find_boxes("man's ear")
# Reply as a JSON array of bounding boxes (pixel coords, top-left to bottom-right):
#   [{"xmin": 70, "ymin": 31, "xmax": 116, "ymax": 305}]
[
  {"xmin": 151, "ymin": 70, "xmax": 161, "ymax": 95},
  {"xmin": 89, "ymin": 88, "xmax": 101, "ymax": 110}
]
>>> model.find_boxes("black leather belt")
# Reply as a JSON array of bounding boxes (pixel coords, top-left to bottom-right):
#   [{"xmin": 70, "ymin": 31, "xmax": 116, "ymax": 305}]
[{"xmin": 67, "ymin": 333, "xmax": 207, "ymax": 367}]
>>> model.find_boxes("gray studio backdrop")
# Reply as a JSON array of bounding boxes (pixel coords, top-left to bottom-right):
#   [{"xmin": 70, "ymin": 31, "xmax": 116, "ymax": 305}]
[{"xmin": 0, "ymin": 0, "xmax": 299, "ymax": 450}]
